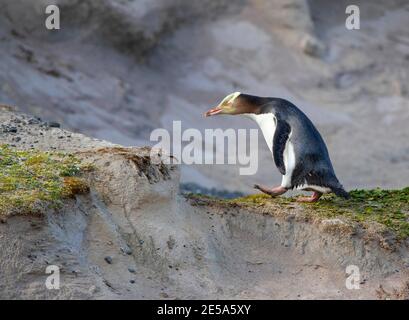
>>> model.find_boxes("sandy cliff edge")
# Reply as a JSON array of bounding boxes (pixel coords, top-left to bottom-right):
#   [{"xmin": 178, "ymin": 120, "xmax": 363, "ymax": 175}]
[{"xmin": 0, "ymin": 107, "xmax": 408, "ymax": 299}]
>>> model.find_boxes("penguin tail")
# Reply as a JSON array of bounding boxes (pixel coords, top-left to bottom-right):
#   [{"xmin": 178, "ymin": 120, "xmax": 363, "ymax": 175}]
[{"xmin": 332, "ymin": 186, "xmax": 350, "ymax": 199}]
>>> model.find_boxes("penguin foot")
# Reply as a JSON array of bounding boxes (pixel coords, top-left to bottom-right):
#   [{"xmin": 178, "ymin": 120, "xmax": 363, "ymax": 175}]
[
  {"xmin": 254, "ymin": 184, "xmax": 287, "ymax": 197},
  {"xmin": 297, "ymin": 192, "xmax": 322, "ymax": 203}
]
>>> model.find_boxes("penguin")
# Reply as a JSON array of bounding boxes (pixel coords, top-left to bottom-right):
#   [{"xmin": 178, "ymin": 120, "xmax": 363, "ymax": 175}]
[{"xmin": 204, "ymin": 92, "xmax": 349, "ymax": 202}]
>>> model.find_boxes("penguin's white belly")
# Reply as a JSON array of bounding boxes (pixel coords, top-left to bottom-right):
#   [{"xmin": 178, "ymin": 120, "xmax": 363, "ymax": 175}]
[
  {"xmin": 247, "ymin": 113, "xmax": 295, "ymax": 188},
  {"xmin": 281, "ymin": 136, "xmax": 295, "ymax": 188}
]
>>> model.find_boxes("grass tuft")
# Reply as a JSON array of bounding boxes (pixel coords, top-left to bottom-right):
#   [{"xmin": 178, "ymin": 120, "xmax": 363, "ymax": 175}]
[{"xmin": 0, "ymin": 144, "xmax": 91, "ymax": 216}]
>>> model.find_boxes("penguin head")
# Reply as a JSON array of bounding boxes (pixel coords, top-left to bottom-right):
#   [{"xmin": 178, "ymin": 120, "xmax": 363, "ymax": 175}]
[{"xmin": 204, "ymin": 92, "xmax": 242, "ymax": 117}]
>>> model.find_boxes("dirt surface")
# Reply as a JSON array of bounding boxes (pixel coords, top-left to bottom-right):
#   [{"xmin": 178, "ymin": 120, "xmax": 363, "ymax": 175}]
[
  {"xmin": 1, "ymin": 108, "xmax": 408, "ymax": 299},
  {"xmin": 0, "ymin": 0, "xmax": 408, "ymax": 195}
]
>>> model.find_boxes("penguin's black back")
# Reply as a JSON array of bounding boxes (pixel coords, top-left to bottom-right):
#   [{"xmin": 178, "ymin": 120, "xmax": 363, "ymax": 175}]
[{"xmin": 260, "ymin": 98, "xmax": 349, "ymax": 198}]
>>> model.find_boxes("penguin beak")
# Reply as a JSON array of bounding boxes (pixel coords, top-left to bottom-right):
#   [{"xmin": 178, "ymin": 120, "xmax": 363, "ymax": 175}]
[{"xmin": 204, "ymin": 106, "xmax": 222, "ymax": 117}]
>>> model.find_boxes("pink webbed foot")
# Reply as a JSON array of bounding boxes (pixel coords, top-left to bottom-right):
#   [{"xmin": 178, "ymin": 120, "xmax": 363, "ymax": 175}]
[
  {"xmin": 297, "ymin": 191, "xmax": 323, "ymax": 203},
  {"xmin": 254, "ymin": 184, "xmax": 288, "ymax": 197}
]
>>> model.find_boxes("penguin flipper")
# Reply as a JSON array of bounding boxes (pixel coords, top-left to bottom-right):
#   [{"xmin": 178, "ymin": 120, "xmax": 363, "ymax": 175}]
[{"xmin": 273, "ymin": 119, "xmax": 291, "ymax": 175}]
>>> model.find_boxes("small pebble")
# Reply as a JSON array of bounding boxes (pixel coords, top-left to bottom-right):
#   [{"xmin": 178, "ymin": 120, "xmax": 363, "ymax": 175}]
[
  {"xmin": 128, "ymin": 268, "xmax": 136, "ymax": 274},
  {"xmin": 121, "ymin": 247, "xmax": 133, "ymax": 255},
  {"xmin": 27, "ymin": 118, "xmax": 39, "ymax": 125},
  {"xmin": 47, "ymin": 121, "xmax": 61, "ymax": 128},
  {"xmin": 104, "ymin": 256, "xmax": 113, "ymax": 264}
]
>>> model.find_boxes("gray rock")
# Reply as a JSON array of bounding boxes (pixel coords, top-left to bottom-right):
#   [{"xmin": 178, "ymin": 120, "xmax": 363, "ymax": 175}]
[
  {"xmin": 300, "ymin": 34, "xmax": 327, "ymax": 58},
  {"xmin": 2, "ymin": 126, "xmax": 17, "ymax": 133},
  {"xmin": 47, "ymin": 122, "xmax": 61, "ymax": 128}
]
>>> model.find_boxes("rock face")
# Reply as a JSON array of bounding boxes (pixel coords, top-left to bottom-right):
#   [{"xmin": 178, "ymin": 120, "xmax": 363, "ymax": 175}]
[
  {"xmin": 1, "ymin": 0, "xmax": 408, "ymax": 194},
  {"xmin": 1, "ymin": 108, "xmax": 408, "ymax": 299}
]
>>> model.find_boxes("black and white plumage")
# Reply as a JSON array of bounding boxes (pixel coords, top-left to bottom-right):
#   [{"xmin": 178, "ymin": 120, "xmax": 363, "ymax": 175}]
[{"xmin": 205, "ymin": 92, "xmax": 349, "ymax": 202}]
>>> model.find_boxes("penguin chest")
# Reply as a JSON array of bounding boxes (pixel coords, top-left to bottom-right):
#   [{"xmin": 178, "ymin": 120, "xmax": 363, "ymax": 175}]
[
  {"xmin": 251, "ymin": 113, "xmax": 277, "ymax": 153},
  {"xmin": 248, "ymin": 113, "xmax": 295, "ymax": 187},
  {"xmin": 251, "ymin": 114, "xmax": 294, "ymax": 166}
]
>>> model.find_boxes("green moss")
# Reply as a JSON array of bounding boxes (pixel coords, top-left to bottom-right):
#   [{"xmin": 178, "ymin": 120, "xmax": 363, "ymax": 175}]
[
  {"xmin": 310, "ymin": 188, "xmax": 409, "ymax": 239},
  {"xmin": 230, "ymin": 193, "xmax": 295, "ymax": 206},
  {"xmin": 202, "ymin": 188, "xmax": 409, "ymax": 239},
  {"xmin": 0, "ymin": 144, "xmax": 90, "ymax": 216}
]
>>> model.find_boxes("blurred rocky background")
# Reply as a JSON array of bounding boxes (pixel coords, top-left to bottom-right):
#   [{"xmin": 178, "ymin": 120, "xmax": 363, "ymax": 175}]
[{"xmin": 0, "ymin": 0, "xmax": 408, "ymax": 194}]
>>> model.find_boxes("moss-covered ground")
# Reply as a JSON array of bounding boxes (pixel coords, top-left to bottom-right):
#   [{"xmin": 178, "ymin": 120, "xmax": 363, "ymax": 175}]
[
  {"xmin": 187, "ymin": 188, "xmax": 409, "ymax": 239},
  {"xmin": 0, "ymin": 144, "xmax": 91, "ymax": 216}
]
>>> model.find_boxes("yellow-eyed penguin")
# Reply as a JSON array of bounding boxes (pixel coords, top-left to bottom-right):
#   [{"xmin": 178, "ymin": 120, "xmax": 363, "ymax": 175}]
[{"xmin": 204, "ymin": 92, "xmax": 349, "ymax": 202}]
